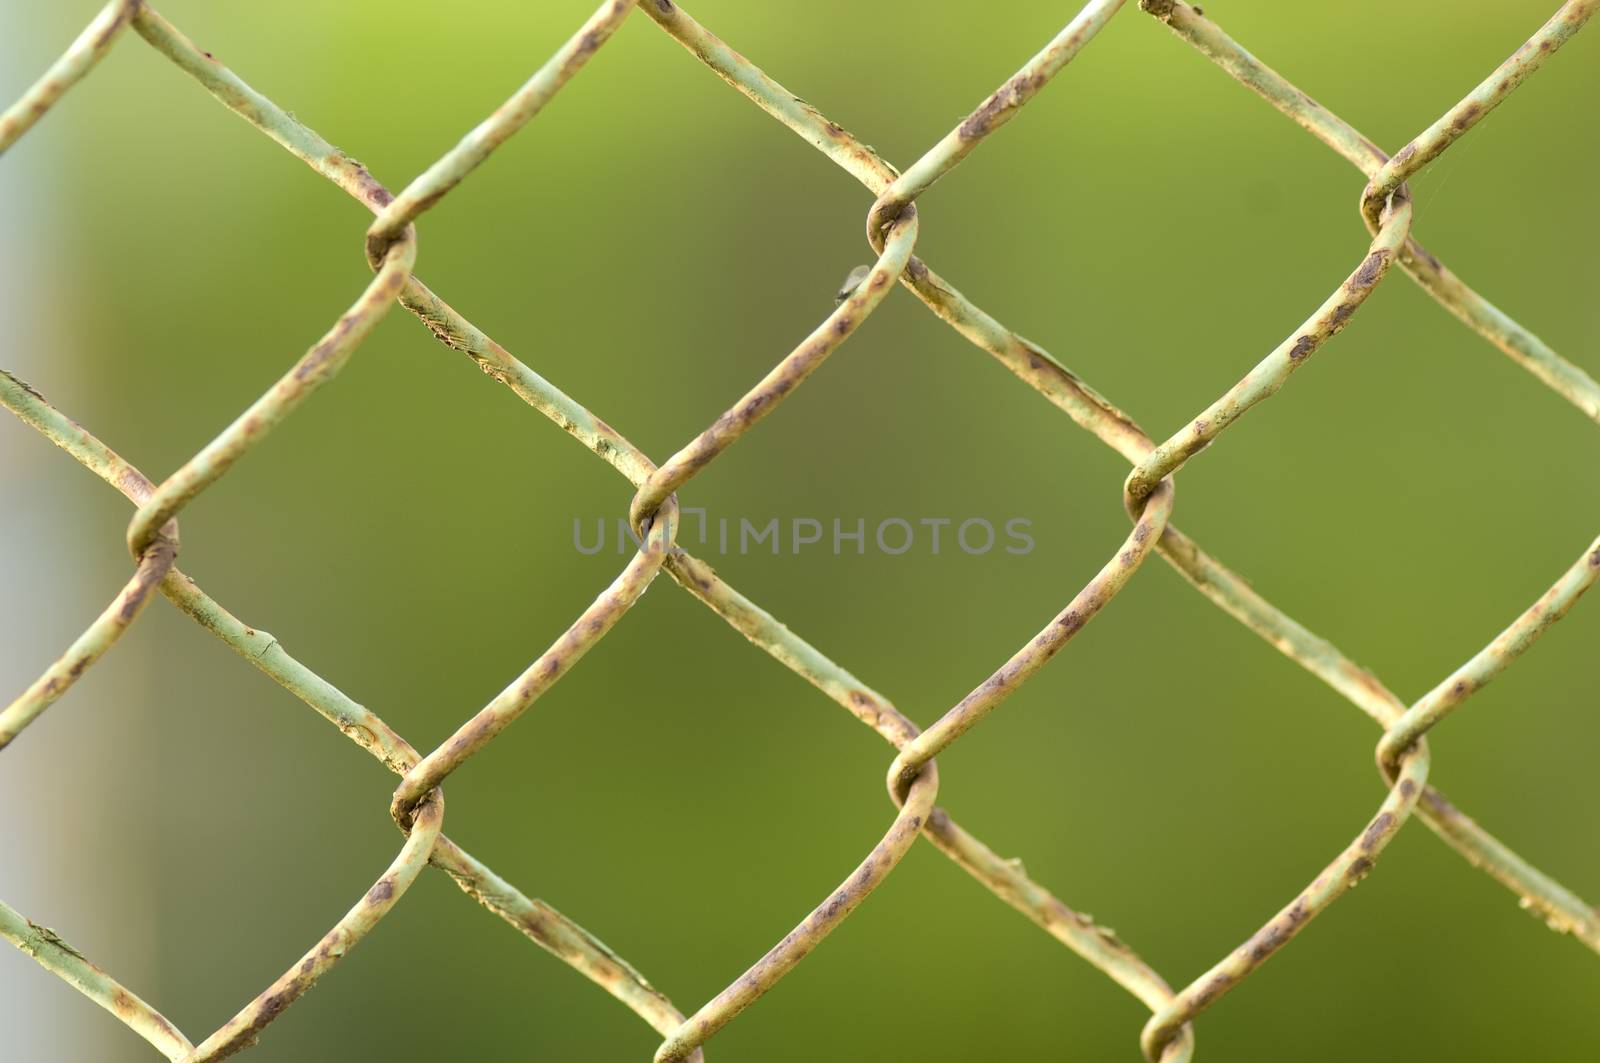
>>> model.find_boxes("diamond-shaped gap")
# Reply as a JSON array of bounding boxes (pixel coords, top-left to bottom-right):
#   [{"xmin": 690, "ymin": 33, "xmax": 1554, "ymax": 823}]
[
  {"xmin": 939, "ymin": 523, "xmax": 1387, "ymax": 938},
  {"xmin": 0, "ymin": 431, "xmax": 425, "ymax": 1054},
  {"xmin": 36, "ymin": 32, "xmax": 382, "ymax": 486},
  {"xmin": 1172, "ymin": 266, "xmax": 1599, "ymax": 673},
  {"xmin": 912, "ymin": 2, "xmax": 1364, "ymax": 442},
  {"xmin": 111, "ymin": 597, "xmax": 426, "ymax": 1050},
  {"xmin": 438, "ymin": 572, "xmax": 956, "ymax": 1055},
  {"xmin": 144, "ymin": 295, "xmax": 650, "ymax": 756},
  {"xmin": 407, "ymin": 3, "xmax": 889, "ymax": 462},
  {"xmin": 942, "ymin": 539, "xmax": 1590, "ymax": 1055}
]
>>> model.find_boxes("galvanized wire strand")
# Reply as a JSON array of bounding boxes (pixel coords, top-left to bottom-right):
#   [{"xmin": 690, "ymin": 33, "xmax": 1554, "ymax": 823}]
[
  {"xmin": 1359, "ymin": 0, "xmax": 1600, "ymax": 229},
  {"xmin": 0, "ymin": 0, "xmax": 139, "ymax": 154},
  {"xmin": 1139, "ymin": 749, "xmax": 1432, "ymax": 1061},
  {"xmin": 182, "ymin": 792, "xmax": 445, "ymax": 1063},
  {"xmin": 0, "ymin": 897, "xmax": 192, "ymax": 1060},
  {"xmin": 0, "ymin": 508, "xmax": 175, "ymax": 749},
  {"xmin": 364, "ymin": 0, "xmax": 638, "ymax": 260},
  {"xmin": 626, "ymin": 209, "xmax": 919, "ymax": 531},
  {"xmin": 387, "ymin": 506, "xmax": 680, "ymax": 829},
  {"xmin": 123, "ymin": 231, "xmax": 416, "ymax": 557},
  {"xmin": 1122, "ymin": 195, "xmax": 1412, "ymax": 505},
  {"xmin": 863, "ymin": 0, "xmax": 1126, "ymax": 242},
  {"xmin": 2, "ymin": 0, "xmax": 1598, "ymax": 1058},
  {"xmin": 885, "ymin": 477, "xmax": 1175, "ymax": 798},
  {"xmin": 652, "ymin": 765, "xmax": 942, "ymax": 1063},
  {"xmin": 1376, "ymin": 540, "xmax": 1600, "ymax": 781}
]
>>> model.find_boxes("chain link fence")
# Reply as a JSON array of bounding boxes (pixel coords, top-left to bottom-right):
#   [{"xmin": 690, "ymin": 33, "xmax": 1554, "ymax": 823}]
[{"xmin": 2, "ymin": 1, "xmax": 1597, "ymax": 1059}]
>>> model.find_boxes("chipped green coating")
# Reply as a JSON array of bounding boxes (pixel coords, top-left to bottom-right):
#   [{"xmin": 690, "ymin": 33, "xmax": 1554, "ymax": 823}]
[
  {"xmin": 628, "ymin": 209, "xmax": 918, "ymax": 529},
  {"xmin": 388, "ymin": 501, "xmax": 680, "ymax": 828},
  {"xmin": 1123, "ymin": 199, "xmax": 1411, "ymax": 504},
  {"xmin": 0, "ymin": 383, "xmax": 176, "ymax": 752},
  {"xmin": 653, "ymin": 766, "xmax": 941, "ymax": 1063},
  {"xmin": 1140, "ymin": 748, "xmax": 1431, "ymax": 1061},
  {"xmin": 185, "ymin": 793, "xmax": 445, "ymax": 1063},
  {"xmin": 0, "ymin": 528, "xmax": 174, "ymax": 748},
  {"xmin": 0, "ymin": 899, "xmax": 192, "ymax": 1060},
  {"xmin": 3, "ymin": 0, "xmax": 1598, "ymax": 1059},
  {"xmin": 1361, "ymin": 0, "xmax": 1600, "ymax": 226},
  {"xmin": 1377, "ymin": 539, "xmax": 1600, "ymax": 779},
  {"xmin": 865, "ymin": 0, "xmax": 1126, "ymax": 239},
  {"xmin": 124, "ymin": 232, "xmax": 416, "ymax": 557},
  {"xmin": 0, "ymin": 0, "xmax": 138, "ymax": 154},
  {"xmin": 886, "ymin": 477, "xmax": 1174, "ymax": 797},
  {"xmin": 365, "ymin": 0, "xmax": 638, "ymax": 258}
]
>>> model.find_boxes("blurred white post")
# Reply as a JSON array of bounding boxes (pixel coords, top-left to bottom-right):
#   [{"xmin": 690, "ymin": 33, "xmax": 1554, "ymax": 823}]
[{"xmin": 0, "ymin": 7, "xmax": 159, "ymax": 1058}]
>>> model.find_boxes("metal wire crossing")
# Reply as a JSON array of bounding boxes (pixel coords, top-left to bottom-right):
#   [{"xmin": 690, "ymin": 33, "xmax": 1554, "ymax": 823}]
[{"xmin": 2, "ymin": 1, "xmax": 1597, "ymax": 1059}]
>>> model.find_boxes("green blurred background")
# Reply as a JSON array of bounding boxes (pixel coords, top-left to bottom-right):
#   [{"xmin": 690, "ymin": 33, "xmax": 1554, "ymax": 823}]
[{"xmin": 2, "ymin": 1, "xmax": 1597, "ymax": 1059}]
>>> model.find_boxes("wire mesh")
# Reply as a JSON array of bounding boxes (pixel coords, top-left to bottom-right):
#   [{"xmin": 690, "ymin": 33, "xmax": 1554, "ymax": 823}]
[{"xmin": 2, "ymin": 1, "xmax": 1598, "ymax": 1060}]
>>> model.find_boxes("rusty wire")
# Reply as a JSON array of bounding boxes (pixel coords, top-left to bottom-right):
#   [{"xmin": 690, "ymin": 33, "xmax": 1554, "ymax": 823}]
[{"xmin": 2, "ymin": 0, "xmax": 1598, "ymax": 1059}]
